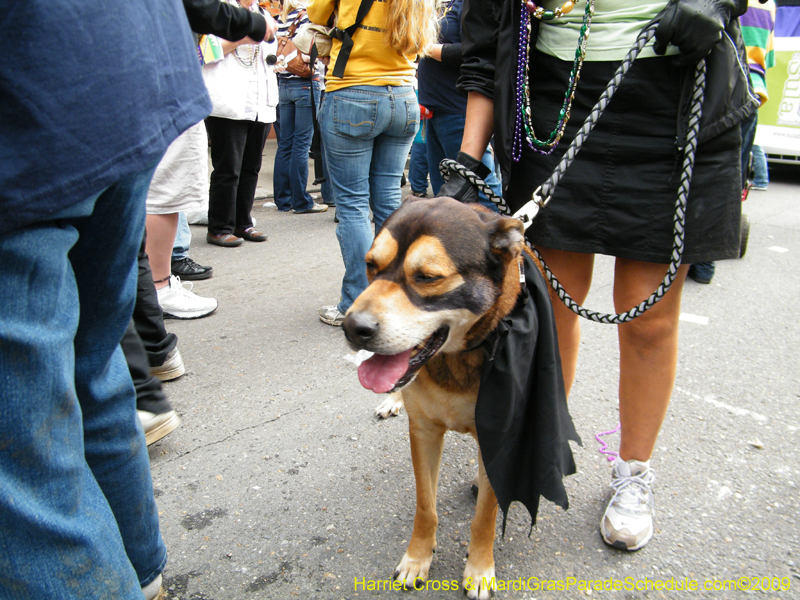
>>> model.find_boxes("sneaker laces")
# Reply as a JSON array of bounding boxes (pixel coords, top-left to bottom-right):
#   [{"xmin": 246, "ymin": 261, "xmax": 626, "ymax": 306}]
[
  {"xmin": 178, "ymin": 257, "xmax": 204, "ymax": 270},
  {"xmin": 609, "ymin": 465, "xmax": 656, "ymax": 516},
  {"xmin": 169, "ymin": 276, "xmax": 195, "ymax": 296}
]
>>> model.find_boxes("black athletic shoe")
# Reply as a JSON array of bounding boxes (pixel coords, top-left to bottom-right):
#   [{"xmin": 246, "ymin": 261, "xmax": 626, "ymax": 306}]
[{"xmin": 171, "ymin": 256, "xmax": 213, "ymax": 280}]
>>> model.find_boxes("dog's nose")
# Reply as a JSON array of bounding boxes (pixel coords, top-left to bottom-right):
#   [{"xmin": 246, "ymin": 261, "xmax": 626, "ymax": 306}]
[{"xmin": 343, "ymin": 312, "xmax": 379, "ymax": 345}]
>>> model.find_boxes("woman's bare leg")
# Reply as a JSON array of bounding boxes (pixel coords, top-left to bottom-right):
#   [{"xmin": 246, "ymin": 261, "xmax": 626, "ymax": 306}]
[
  {"xmin": 613, "ymin": 258, "xmax": 689, "ymax": 461},
  {"xmin": 533, "ymin": 246, "xmax": 595, "ymax": 398},
  {"xmin": 145, "ymin": 213, "xmax": 179, "ymax": 290}
]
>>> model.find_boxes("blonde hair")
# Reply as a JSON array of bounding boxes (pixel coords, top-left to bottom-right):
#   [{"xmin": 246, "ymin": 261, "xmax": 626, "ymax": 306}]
[
  {"xmin": 383, "ymin": 0, "xmax": 439, "ymax": 57},
  {"xmin": 281, "ymin": 0, "xmax": 306, "ymax": 23}
]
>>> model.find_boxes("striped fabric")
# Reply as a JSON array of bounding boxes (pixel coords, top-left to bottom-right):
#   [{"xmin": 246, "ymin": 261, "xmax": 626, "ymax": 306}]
[
  {"xmin": 740, "ymin": 0, "xmax": 777, "ymax": 104},
  {"xmin": 276, "ymin": 8, "xmax": 310, "ymax": 78}
]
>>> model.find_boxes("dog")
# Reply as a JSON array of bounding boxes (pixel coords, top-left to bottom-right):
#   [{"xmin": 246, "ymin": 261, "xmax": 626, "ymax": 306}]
[{"xmin": 343, "ymin": 196, "xmax": 543, "ymax": 600}]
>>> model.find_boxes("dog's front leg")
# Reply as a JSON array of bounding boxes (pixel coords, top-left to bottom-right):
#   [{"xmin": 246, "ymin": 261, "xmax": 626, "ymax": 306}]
[
  {"xmin": 463, "ymin": 452, "xmax": 498, "ymax": 600},
  {"xmin": 393, "ymin": 415, "xmax": 445, "ymax": 589}
]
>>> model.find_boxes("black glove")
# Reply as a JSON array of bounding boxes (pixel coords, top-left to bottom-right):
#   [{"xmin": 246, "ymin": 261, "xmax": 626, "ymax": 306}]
[
  {"xmin": 436, "ymin": 151, "xmax": 491, "ymax": 204},
  {"xmin": 653, "ymin": 0, "xmax": 744, "ymax": 65}
]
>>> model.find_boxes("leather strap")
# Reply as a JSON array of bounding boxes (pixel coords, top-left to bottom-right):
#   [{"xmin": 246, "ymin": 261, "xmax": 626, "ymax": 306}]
[{"xmin": 330, "ymin": 0, "xmax": 375, "ymax": 78}]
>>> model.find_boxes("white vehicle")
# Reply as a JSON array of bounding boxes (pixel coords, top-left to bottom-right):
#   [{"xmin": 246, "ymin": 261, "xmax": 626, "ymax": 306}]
[{"xmin": 755, "ymin": 2, "xmax": 800, "ymax": 164}]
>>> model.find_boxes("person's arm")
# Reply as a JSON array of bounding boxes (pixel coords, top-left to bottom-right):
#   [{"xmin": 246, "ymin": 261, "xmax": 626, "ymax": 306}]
[
  {"xmin": 458, "ymin": 0, "xmax": 499, "ymax": 101},
  {"xmin": 436, "ymin": 91, "xmax": 495, "ymax": 201},
  {"xmin": 436, "ymin": 0, "xmax": 498, "ymax": 201},
  {"xmin": 220, "ymin": 37, "xmax": 259, "ymax": 55},
  {"xmin": 183, "ymin": 0, "xmax": 277, "ymax": 42},
  {"xmin": 461, "ymin": 91, "xmax": 494, "ymax": 159},
  {"xmin": 740, "ymin": 0, "xmax": 776, "ymax": 106}
]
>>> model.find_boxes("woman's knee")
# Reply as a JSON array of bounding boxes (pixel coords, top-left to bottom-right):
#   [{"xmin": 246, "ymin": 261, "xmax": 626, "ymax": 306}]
[{"xmin": 618, "ymin": 310, "xmax": 679, "ymax": 352}]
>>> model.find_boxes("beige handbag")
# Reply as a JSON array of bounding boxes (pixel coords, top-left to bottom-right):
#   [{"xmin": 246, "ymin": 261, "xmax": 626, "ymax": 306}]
[{"xmin": 293, "ymin": 22, "xmax": 334, "ymax": 58}]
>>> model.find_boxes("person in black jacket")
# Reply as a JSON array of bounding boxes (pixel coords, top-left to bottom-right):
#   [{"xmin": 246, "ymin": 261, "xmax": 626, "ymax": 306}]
[{"xmin": 443, "ymin": 0, "xmax": 755, "ymax": 552}]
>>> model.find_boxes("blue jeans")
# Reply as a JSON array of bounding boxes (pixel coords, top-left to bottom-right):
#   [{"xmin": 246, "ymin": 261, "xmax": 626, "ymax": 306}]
[
  {"xmin": 426, "ymin": 111, "xmax": 502, "ymax": 211},
  {"xmin": 751, "ymin": 144, "xmax": 769, "ymax": 188},
  {"xmin": 320, "ymin": 85, "xmax": 419, "ymax": 312},
  {"xmin": 0, "ymin": 164, "xmax": 167, "ymax": 598},
  {"xmin": 172, "ymin": 211, "xmax": 191, "ymax": 261},
  {"xmin": 408, "ymin": 139, "xmax": 429, "ymax": 194},
  {"xmin": 274, "ymin": 77, "xmax": 321, "ymax": 212}
]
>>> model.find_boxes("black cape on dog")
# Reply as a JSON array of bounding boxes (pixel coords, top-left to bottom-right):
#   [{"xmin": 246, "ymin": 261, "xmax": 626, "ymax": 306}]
[{"xmin": 475, "ymin": 251, "xmax": 581, "ymax": 532}]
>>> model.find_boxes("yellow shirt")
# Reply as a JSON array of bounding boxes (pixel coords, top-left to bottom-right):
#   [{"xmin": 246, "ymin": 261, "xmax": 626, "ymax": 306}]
[{"xmin": 307, "ymin": 0, "xmax": 417, "ymax": 92}]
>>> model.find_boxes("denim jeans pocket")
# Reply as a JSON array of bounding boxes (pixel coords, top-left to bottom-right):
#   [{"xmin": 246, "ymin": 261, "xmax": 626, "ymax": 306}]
[
  {"xmin": 402, "ymin": 95, "xmax": 420, "ymax": 137},
  {"xmin": 332, "ymin": 96, "xmax": 378, "ymax": 139}
]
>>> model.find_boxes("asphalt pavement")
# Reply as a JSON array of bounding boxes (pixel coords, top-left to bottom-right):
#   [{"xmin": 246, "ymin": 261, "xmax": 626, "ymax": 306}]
[{"xmin": 148, "ymin": 141, "xmax": 800, "ymax": 600}]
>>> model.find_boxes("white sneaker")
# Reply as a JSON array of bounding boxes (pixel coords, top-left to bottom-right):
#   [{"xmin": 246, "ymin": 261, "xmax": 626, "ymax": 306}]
[
  {"xmin": 149, "ymin": 347, "xmax": 185, "ymax": 382},
  {"xmin": 142, "ymin": 574, "xmax": 165, "ymax": 600},
  {"xmin": 319, "ymin": 304, "xmax": 346, "ymax": 326},
  {"xmin": 157, "ymin": 275, "xmax": 218, "ymax": 319},
  {"xmin": 601, "ymin": 457, "xmax": 656, "ymax": 551},
  {"xmin": 138, "ymin": 410, "xmax": 180, "ymax": 446}
]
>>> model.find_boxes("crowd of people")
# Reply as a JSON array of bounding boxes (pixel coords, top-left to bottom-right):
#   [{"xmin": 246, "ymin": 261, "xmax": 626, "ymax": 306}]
[{"xmin": 1, "ymin": 0, "xmax": 768, "ymax": 597}]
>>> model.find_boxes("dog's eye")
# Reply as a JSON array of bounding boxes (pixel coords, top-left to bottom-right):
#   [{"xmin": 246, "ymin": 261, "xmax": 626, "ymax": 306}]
[
  {"xmin": 365, "ymin": 260, "xmax": 377, "ymax": 274},
  {"xmin": 414, "ymin": 273, "xmax": 443, "ymax": 284}
]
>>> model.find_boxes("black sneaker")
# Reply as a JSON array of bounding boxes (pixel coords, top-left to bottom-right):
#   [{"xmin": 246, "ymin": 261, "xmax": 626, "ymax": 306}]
[{"xmin": 171, "ymin": 256, "xmax": 213, "ymax": 280}]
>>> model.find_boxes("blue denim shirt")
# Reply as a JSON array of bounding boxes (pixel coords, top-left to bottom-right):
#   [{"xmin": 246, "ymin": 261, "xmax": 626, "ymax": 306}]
[{"xmin": 0, "ymin": 0, "xmax": 212, "ymax": 235}]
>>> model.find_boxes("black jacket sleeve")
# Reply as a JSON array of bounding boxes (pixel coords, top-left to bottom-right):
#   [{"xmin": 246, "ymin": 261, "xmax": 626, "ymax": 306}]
[
  {"xmin": 458, "ymin": 0, "xmax": 533, "ymax": 187},
  {"xmin": 183, "ymin": 0, "xmax": 267, "ymax": 41},
  {"xmin": 458, "ymin": 0, "xmax": 500, "ymax": 98}
]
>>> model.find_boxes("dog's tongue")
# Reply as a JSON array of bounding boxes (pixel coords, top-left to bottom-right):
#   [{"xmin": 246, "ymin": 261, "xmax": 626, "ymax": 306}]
[{"xmin": 358, "ymin": 349, "xmax": 413, "ymax": 393}]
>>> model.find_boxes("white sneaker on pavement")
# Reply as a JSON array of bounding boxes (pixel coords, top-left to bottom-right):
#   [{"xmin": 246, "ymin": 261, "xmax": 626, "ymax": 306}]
[
  {"xmin": 601, "ymin": 457, "xmax": 656, "ymax": 551},
  {"xmin": 149, "ymin": 347, "xmax": 185, "ymax": 382},
  {"xmin": 157, "ymin": 275, "xmax": 217, "ymax": 319},
  {"xmin": 137, "ymin": 410, "xmax": 180, "ymax": 446},
  {"xmin": 319, "ymin": 305, "xmax": 346, "ymax": 326},
  {"xmin": 142, "ymin": 573, "xmax": 165, "ymax": 600}
]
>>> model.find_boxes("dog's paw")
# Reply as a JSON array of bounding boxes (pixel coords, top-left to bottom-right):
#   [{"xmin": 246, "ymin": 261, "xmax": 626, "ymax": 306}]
[
  {"xmin": 375, "ymin": 393, "xmax": 403, "ymax": 419},
  {"xmin": 462, "ymin": 562, "xmax": 496, "ymax": 600},
  {"xmin": 393, "ymin": 552, "xmax": 433, "ymax": 590}
]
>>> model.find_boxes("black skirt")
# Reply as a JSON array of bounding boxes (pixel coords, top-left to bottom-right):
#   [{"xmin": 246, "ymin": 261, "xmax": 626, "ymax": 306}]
[{"xmin": 507, "ymin": 50, "xmax": 742, "ymax": 264}]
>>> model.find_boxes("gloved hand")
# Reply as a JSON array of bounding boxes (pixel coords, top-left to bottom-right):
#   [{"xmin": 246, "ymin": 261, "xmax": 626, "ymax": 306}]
[
  {"xmin": 436, "ymin": 151, "xmax": 491, "ymax": 204},
  {"xmin": 653, "ymin": 0, "xmax": 745, "ymax": 65}
]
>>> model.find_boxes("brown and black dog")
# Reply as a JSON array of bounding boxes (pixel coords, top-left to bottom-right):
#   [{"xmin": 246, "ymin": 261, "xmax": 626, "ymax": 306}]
[{"xmin": 343, "ymin": 196, "xmax": 542, "ymax": 600}]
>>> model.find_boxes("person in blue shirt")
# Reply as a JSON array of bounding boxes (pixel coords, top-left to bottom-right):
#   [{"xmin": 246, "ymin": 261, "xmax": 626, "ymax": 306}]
[{"xmin": 0, "ymin": 1, "xmax": 212, "ymax": 597}]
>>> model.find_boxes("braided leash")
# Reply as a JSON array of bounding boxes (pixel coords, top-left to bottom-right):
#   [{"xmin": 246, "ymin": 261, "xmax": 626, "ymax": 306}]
[
  {"xmin": 438, "ymin": 159, "xmax": 512, "ymax": 215},
  {"xmin": 440, "ymin": 24, "xmax": 706, "ymax": 324}
]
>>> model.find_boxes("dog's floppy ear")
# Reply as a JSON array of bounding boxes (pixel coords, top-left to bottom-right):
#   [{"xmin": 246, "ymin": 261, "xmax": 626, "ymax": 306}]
[{"xmin": 488, "ymin": 216, "xmax": 525, "ymax": 259}]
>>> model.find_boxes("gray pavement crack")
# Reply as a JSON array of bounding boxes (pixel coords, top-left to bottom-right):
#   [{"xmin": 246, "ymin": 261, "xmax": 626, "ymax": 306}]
[{"xmin": 152, "ymin": 406, "xmax": 304, "ymax": 466}]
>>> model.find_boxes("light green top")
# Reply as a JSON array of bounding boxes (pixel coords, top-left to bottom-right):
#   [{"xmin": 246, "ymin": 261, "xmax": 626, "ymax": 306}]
[{"xmin": 535, "ymin": 0, "xmax": 679, "ymax": 61}]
